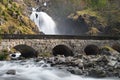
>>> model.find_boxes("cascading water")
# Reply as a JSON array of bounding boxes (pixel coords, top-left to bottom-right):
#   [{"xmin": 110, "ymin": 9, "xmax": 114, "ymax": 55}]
[
  {"xmin": 30, "ymin": 8, "xmax": 57, "ymax": 34},
  {"xmin": 0, "ymin": 59, "xmax": 119, "ymax": 80}
]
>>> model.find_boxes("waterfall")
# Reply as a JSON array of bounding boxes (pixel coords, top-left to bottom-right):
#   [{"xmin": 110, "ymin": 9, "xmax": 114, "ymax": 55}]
[
  {"xmin": 30, "ymin": 8, "xmax": 57, "ymax": 34},
  {"xmin": 0, "ymin": 60, "xmax": 118, "ymax": 80}
]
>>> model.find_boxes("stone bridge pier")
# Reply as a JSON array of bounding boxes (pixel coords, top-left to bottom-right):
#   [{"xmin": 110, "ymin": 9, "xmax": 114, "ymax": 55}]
[{"xmin": 0, "ymin": 38, "xmax": 119, "ymax": 57}]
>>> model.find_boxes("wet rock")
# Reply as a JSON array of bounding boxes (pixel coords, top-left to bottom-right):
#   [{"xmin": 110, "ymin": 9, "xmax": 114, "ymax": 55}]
[
  {"xmin": 57, "ymin": 56, "xmax": 66, "ymax": 64},
  {"xmin": 40, "ymin": 53, "xmax": 120, "ymax": 78},
  {"xmin": 84, "ymin": 62, "xmax": 95, "ymax": 68},
  {"xmin": 112, "ymin": 43, "xmax": 120, "ymax": 53},
  {"xmin": 117, "ymin": 57, "xmax": 120, "ymax": 62},
  {"xmin": 88, "ymin": 68, "xmax": 106, "ymax": 78},
  {"xmin": 66, "ymin": 56, "xmax": 74, "ymax": 63},
  {"xmin": 96, "ymin": 56, "xmax": 109, "ymax": 66},
  {"xmin": 35, "ymin": 57, "xmax": 43, "ymax": 62},
  {"xmin": 73, "ymin": 59, "xmax": 84, "ymax": 69},
  {"xmin": 108, "ymin": 60, "xmax": 117, "ymax": 67},
  {"xmin": 6, "ymin": 70, "xmax": 16, "ymax": 75},
  {"xmin": 100, "ymin": 48, "xmax": 111, "ymax": 55},
  {"xmin": 67, "ymin": 67, "xmax": 83, "ymax": 75}
]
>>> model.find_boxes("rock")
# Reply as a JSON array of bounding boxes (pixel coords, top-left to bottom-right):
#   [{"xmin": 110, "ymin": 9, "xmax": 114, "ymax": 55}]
[
  {"xmin": 88, "ymin": 68, "xmax": 106, "ymax": 78},
  {"xmin": 96, "ymin": 56, "xmax": 109, "ymax": 65},
  {"xmin": 112, "ymin": 43, "xmax": 120, "ymax": 53},
  {"xmin": 9, "ymin": 52, "xmax": 21, "ymax": 60},
  {"xmin": 84, "ymin": 62, "xmax": 95, "ymax": 69},
  {"xmin": 108, "ymin": 60, "xmax": 117, "ymax": 67},
  {"xmin": 67, "ymin": 67, "xmax": 83, "ymax": 75},
  {"xmin": 100, "ymin": 48, "xmax": 111, "ymax": 55},
  {"xmin": 57, "ymin": 56, "xmax": 66, "ymax": 64},
  {"xmin": 66, "ymin": 56, "xmax": 74, "ymax": 63},
  {"xmin": 117, "ymin": 57, "xmax": 120, "ymax": 62},
  {"xmin": 6, "ymin": 70, "xmax": 16, "ymax": 75},
  {"xmin": 72, "ymin": 59, "xmax": 83, "ymax": 68}
]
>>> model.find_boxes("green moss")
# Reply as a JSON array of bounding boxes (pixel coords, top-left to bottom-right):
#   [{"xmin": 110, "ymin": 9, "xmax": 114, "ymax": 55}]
[
  {"xmin": 1, "ymin": 0, "xmax": 8, "ymax": 5},
  {"xmin": 101, "ymin": 46, "xmax": 114, "ymax": 51},
  {"xmin": 39, "ymin": 53, "xmax": 52, "ymax": 57},
  {"xmin": 0, "ymin": 1, "xmax": 37, "ymax": 34},
  {"xmin": 68, "ymin": 9, "xmax": 107, "ymax": 26},
  {"xmin": 85, "ymin": 0, "xmax": 107, "ymax": 10},
  {"xmin": 0, "ymin": 49, "xmax": 9, "ymax": 60}
]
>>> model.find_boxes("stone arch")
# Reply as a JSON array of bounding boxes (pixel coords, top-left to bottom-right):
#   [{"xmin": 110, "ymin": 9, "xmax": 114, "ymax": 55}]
[
  {"xmin": 13, "ymin": 44, "xmax": 38, "ymax": 58},
  {"xmin": 52, "ymin": 44, "xmax": 74, "ymax": 57},
  {"xmin": 84, "ymin": 44, "xmax": 99, "ymax": 55}
]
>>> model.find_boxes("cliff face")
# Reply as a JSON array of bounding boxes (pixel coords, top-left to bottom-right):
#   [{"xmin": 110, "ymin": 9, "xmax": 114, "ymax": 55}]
[
  {"xmin": 0, "ymin": 0, "xmax": 39, "ymax": 34},
  {"xmin": 49, "ymin": 0, "xmax": 120, "ymax": 36},
  {"xmin": 0, "ymin": 0, "xmax": 120, "ymax": 35}
]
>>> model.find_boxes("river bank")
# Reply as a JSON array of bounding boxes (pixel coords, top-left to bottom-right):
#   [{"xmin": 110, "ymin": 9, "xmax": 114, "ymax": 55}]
[{"xmin": 36, "ymin": 52, "xmax": 120, "ymax": 78}]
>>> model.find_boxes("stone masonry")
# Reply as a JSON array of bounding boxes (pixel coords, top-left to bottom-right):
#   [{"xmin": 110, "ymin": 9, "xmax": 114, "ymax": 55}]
[{"xmin": 0, "ymin": 39, "xmax": 119, "ymax": 55}]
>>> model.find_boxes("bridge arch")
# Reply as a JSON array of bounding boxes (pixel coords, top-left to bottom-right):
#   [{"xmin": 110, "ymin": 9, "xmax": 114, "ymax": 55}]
[
  {"xmin": 13, "ymin": 44, "xmax": 38, "ymax": 58},
  {"xmin": 52, "ymin": 44, "xmax": 74, "ymax": 57},
  {"xmin": 84, "ymin": 44, "xmax": 99, "ymax": 55}
]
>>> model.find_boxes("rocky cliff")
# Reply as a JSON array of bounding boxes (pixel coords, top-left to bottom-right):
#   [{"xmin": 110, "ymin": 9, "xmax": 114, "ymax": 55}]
[
  {"xmin": 0, "ymin": 0, "xmax": 120, "ymax": 35},
  {"xmin": 0, "ymin": 0, "xmax": 39, "ymax": 34}
]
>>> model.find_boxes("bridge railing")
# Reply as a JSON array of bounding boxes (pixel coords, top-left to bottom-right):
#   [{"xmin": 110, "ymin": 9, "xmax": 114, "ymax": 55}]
[{"xmin": 0, "ymin": 34, "xmax": 120, "ymax": 40}]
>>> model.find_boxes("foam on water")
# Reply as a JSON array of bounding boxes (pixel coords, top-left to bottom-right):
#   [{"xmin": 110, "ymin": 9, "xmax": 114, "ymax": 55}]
[
  {"xmin": 30, "ymin": 8, "xmax": 57, "ymax": 34},
  {"xmin": 0, "ymin": 59, "xmax": 118, "ymax": 80}
]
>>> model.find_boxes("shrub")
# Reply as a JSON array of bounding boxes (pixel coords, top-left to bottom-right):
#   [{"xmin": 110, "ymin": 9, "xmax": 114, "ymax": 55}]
[
  {"xmin": 1, "ymin": 0, "xmax": 8, "ymax": 6},
  {"xmin": 0, "ymin": 49, "xmax": 9, "ymax": 60},
  {"xmin": 0, "ymin": 53, "xmax": 8, "ymax": 60}
]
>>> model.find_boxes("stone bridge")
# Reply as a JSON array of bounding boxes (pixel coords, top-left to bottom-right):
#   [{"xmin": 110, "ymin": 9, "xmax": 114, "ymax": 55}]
[{"xmin": 0, "ymin": 34, "xmax": 120, "ymax": 57}]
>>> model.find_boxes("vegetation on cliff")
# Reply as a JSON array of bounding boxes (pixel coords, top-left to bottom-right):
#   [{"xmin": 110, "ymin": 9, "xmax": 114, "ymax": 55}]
[
  {"xmin": 50, "ymin": 0, "xmax": 120, "ymax": 36},
  {"xmin": 0, "ymin": 0, "xmax": 119, "ymax": 35},
  {"xmin": 0, "ymin": 0, "xmax": 38, "ymax": 34}
]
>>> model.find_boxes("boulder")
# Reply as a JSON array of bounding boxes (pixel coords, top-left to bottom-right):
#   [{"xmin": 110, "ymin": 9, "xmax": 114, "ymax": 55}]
[
  {"xmin": 112, "ymin": 43, "xmax": 120, "ymax": 53},
  {"xmin": 96, "ymin": 56, "xmax": 109, "ymax": 66},
  {"xmin": 6, "ymin": 70, "xmax": 16, "ymax": 75},
  {"xmin": 67, "ymin": 67, "xmax": 83, "ymax": 75},
  {"xmin": 88, "ymin": 68, "xmax": 106, "ymax": 78}
]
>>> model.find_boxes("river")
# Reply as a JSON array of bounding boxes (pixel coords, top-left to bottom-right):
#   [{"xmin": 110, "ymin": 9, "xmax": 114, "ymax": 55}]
[{"xmin": 0, "ymin": 59, "xmax": 119, "ymax": 80}]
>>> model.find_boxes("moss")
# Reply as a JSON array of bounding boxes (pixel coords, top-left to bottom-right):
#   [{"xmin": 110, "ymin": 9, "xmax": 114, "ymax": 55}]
[
  {"xmin": 0, "ymin": 49, "xmax": 9, "ymax": 60},
  {"xmin": 101, "ymin": 46, "xmax": 114, "ymax": 52},
  {"xmin": 39, "ymin": 53, "xmax": 52, "ymax": 57},
  {"xmin": 1, "ymin": 0, "xmax": 8, "ymax": 5},
  {"xmin": 68, "ymin": 9, "xmax": 107, "ymax": 26},
  {"xmin": 0, "ymin": 0, "xmax": 38, "ymax": 34}
]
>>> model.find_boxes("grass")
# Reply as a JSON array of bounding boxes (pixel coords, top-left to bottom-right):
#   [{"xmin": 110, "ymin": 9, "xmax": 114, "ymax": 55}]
[
  {"xmin": 68, "ymin": 9, "xmax": 107, "ymax": 26},
  {"xmin": 0, "ymin": 49, "xmax": 9, "ymax": 60},
  {"xmin": 0, "ymin": 1, "xmax": 37, "ymax": 34}
]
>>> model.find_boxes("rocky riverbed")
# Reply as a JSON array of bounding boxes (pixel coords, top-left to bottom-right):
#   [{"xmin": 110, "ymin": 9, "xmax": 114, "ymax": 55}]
[
  {"xmin": 0, "ymin": 48, "xmax": 120, "ymax": 80},
  {"xmin": 35, "ymin": 52, "xmax": 120, "ymax": 78},
  {"xmin": 0, "ymin": 57, "xmax": 119, "ymax": 80}
]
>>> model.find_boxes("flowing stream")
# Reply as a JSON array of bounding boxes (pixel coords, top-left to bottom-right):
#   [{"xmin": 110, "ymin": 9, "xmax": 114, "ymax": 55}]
[
  {"xmin": 30, "ymin": 8, "xmax": 57, "ymax": 34},
  {"xmin": 0, "ymin": 59, "xmax": 119, "ymax": 80}
]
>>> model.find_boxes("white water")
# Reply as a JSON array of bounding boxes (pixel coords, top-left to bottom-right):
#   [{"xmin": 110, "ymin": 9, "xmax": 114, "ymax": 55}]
[
  {"xmin": 30, "ymin": 8, "xmax": 57, "ymax": 34},
  {"xmin": 0, "ymin": 59, "xmax": 118, "ymax": 80}
]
